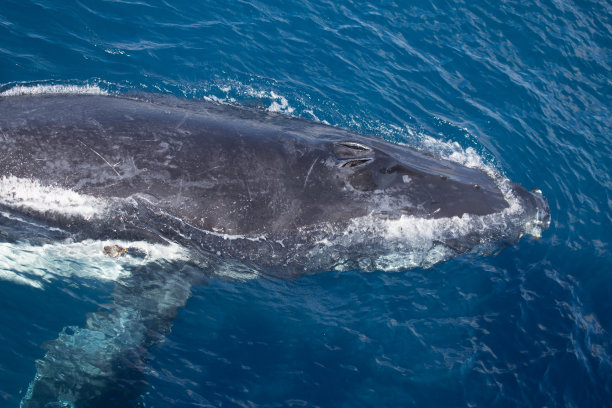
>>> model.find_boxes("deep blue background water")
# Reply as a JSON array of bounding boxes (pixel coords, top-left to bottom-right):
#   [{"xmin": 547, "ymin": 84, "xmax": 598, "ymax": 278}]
[{"xmin": 1, "ymin": 0, "xmax": 611, "ymax": 407}]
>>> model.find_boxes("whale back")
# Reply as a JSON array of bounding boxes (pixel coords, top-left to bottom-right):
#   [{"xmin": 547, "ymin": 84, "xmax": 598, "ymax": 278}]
[{"xmin": 1, "ymin": 94, "xmax": 510, "ymax": 233}]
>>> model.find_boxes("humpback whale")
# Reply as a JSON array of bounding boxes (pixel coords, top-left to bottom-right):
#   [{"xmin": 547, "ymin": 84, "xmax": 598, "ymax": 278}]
[{"xmin": 0, "ymin": 93, "xmax": 549, "ymax": 407}]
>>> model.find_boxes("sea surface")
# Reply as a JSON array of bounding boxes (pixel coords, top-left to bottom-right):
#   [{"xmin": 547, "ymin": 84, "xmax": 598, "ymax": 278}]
[{"xmin": 0, "ymin": 0, "xmax": 611, "ymax": 407}]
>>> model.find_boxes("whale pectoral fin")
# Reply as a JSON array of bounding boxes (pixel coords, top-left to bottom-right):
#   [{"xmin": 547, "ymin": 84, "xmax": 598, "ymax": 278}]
[
  {"xmin": 20, "ymin": 261, "xmax": 203, "ymax": 408},
  {"xmin": 21, "ymin": 310, "xmax": 148, "ymax": 408}
]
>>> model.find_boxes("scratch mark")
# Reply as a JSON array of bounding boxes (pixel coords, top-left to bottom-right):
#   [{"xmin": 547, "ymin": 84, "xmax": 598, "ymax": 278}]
[
  {"xmin": 175, "ymin": 112, "xmax": 189, "ymax": 130},
  {"xmin": 78, "ymin": 140, "xmax": 121, "ymax": 177},
  {"xmin": 176, "ymin": 178, "xmax": 184, "ymax": 204},
  {"xmin": 303, "ymin": 157, "xmax": 318, "ymax": 189}
]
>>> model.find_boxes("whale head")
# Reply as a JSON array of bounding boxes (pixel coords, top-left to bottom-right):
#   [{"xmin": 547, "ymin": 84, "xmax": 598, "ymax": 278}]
[{"xmin": 327, "ymin": 139, "xmax": 512, "ymax": 220}]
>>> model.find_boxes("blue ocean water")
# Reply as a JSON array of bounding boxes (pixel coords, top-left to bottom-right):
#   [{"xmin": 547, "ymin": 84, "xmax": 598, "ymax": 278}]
[{"xmin": 0, "ymin": 0, "xmax": 610, "ymax": 407}]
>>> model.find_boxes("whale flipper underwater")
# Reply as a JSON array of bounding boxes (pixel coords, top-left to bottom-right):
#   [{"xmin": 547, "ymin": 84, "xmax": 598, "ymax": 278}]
[{"xmin": 0, "ymin": 93, "xmax": 549, "ymax": 407}]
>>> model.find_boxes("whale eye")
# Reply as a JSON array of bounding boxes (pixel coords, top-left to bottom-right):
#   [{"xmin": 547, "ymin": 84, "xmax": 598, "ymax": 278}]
[{"xmin": 341, "ymin": 158, "xmax": 372, "ymax": 168}]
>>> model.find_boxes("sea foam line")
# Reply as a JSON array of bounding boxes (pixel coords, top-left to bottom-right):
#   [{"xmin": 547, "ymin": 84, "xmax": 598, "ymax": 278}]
[
  {"xmin": 0, "ymin": 84, "xmax": 107, "ymax": 97},
  {"xmin": 0, "ymin": 176, "xmax": 106, "ymax": 220}
]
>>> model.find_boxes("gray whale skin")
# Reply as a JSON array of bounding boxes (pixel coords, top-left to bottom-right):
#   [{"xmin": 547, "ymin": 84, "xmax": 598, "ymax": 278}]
[{"xmin": 0, "ymin": 94, "xmax": 549, "ymax": 407}]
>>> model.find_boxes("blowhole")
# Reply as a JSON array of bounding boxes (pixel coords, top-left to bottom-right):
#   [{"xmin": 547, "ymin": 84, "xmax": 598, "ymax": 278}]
[
  {"xmin": 338, "ymin": 141, "xmax": 371, "ymax": 151},
  {"xmin": 341, "ymin": 159, "xmax": 372, "ymax": 168}
]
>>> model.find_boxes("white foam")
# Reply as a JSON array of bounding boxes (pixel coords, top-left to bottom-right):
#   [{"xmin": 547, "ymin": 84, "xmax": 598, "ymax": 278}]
[
  {"xmin": 202, "ymin": 94, "xmax": 237, "ymax": 104},
  {"xmin": 0, "ymin": 176, "xmax": 106, "ymax": 220},
  {"xmin": 0, "ymin": 240, "xmax": 191, "ymax": 289},
  {"xmin": 305, "ymin": 168, "xmax": 540, "ymax": 272},
  {"xmin": 201, "ymin": 83, "xmax": 296, "ymax": 114},
  {"xmin": 266, "ymin": 91, "xmax": 295, "ymax": 114},
  {"xmin": 0, "ymin": 84, "xmax": 107, "ymax": 97},
  {"xmin": 353, "ymin": 198, "xmax": 531, "ymax": 271},
  {"xmin": 0, "ymin": 269, "xmax": 43, "ymax": 289}
]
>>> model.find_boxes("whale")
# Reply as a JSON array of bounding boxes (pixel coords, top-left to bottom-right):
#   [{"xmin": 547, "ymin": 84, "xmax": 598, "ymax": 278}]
[{"xmin": 0, "ymin": 93, "xmax": 549, "ymax": 407}]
